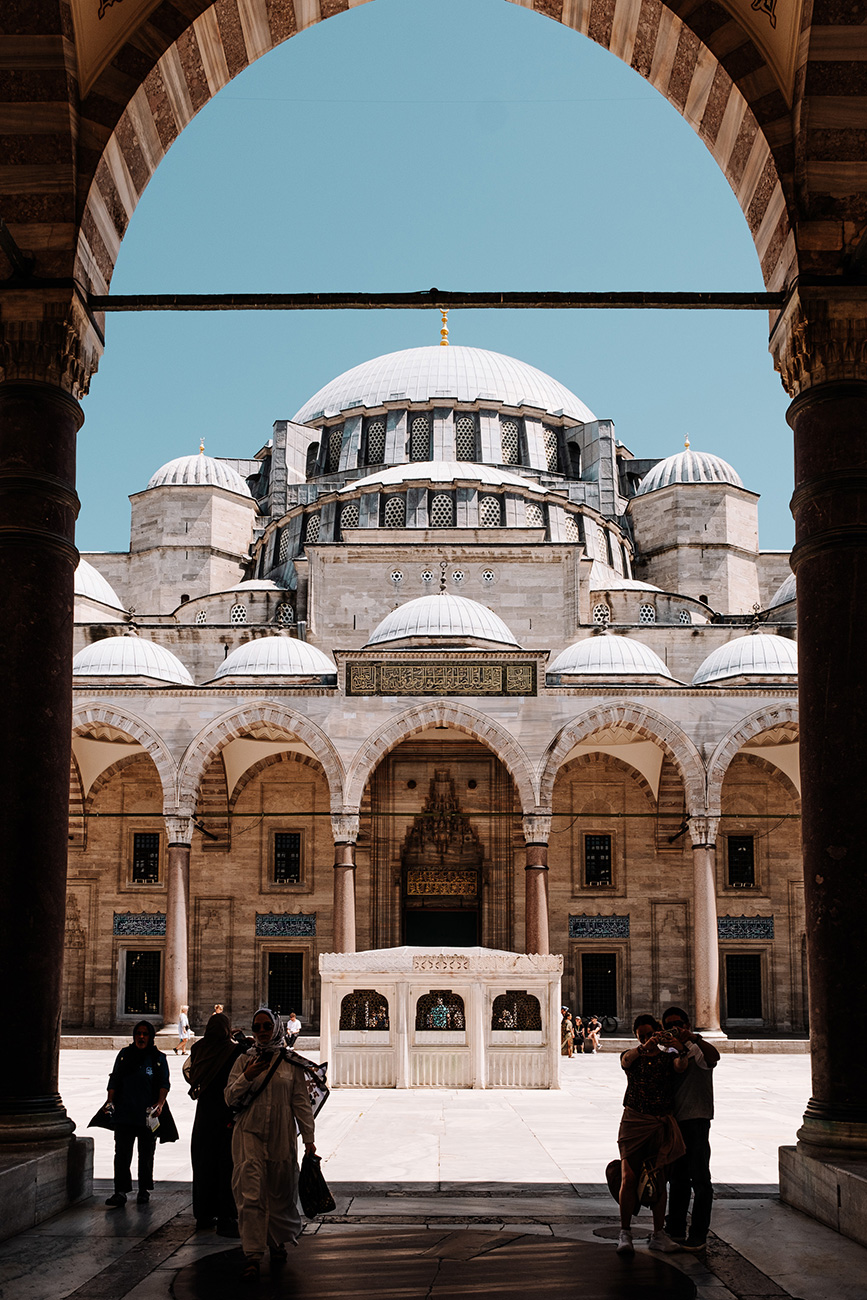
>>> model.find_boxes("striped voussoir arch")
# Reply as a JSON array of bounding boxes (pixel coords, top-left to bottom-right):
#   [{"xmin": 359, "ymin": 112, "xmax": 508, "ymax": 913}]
[
  {"xmin": 75, "ymin": 0, "xmax": 798, "ymax": 299},
  {"xmin": 706, "ymin": 701, "xmax": 799, "ymax": 816}
]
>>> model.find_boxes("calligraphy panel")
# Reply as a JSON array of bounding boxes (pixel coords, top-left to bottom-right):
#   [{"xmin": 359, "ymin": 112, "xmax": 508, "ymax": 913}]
[{"xmin": 346, "ymin": 662, "xmax": 536, "ymax": 696}]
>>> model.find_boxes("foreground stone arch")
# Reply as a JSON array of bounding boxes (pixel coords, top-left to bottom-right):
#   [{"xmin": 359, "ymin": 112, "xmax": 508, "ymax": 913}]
[
  {"xmin": 344, "ymin": 702, "xmax": 537, "ymax": 813},
  {"xmin": 706, "ymin": 702, "xmax": 799, "ymax": 817},
  {"xmin": 72, "ymin": 704, "xmax": 179, "ymax": 811},
  {"xmin": 538, "ymin": 702, "xmax": 706, "ymax": 813},
  {"xmin": 178, "ymin": 701, "xmax": 346, "ymax": 811}
]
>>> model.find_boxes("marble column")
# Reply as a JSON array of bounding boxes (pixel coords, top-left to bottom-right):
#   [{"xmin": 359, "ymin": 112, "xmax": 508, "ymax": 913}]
[
  {"xmin": 523, "ymin": 814, "xmax": 551, "ymax": 956},
  {"xmin": 0, "ymin": 382, "xmax": 81, "ymax": 1143},
  {"xmin": 331, "ymin": 814, "xmax": 359, "ymax": 955},
  {"xmin": 163, "ymin": 813, "xmax": 193, "ymax": 1030},
  {"xmin": 688, "ymin": 817, "xmax": 722, "ymax": 1036}
]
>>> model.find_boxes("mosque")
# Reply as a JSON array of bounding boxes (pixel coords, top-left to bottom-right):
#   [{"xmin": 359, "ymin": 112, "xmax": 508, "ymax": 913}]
[{"xmin": 67, "ymin": 332, "xmax": 800, "ymax": 1039}]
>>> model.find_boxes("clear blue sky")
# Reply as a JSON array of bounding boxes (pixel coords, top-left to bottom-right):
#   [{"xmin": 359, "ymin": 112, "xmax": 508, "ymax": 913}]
[{"xmin": 77, "ymin": 0, "xmax": 794, "ymax": 555}]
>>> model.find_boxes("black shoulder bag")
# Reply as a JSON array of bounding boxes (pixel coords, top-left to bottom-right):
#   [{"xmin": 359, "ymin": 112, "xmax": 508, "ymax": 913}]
[{"xmin": 229, "ymin": 1051, "xmax": 284, "ymax": 1125}]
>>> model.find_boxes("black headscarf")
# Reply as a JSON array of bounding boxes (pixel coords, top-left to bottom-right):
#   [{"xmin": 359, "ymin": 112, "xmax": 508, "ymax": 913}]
[{"xmin": 187, "ymin": 1013, "xmax": 240, "ymax": 1092}]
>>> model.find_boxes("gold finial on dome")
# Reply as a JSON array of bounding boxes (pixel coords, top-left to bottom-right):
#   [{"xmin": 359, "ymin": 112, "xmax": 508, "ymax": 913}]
[
  {"xmin": 439, "ymin": 308, "xmax": 449, "ymax": 347},
  {"xmin": 684, "ymin": 435, "xmax": 691, "ymax": 450},
  {"xmin": 199, "ymin": 439, "xmax": 205, "ymax": 454}
]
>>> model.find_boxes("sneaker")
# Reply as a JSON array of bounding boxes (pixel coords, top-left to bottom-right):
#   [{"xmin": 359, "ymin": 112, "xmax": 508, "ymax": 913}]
[
  {"xmin": 104, "ymin": 1193, "xmax": 127, "ymax": 1208},
  {"xmin": 682, "ymin": 1237, "xmax": 707, "ymax": 1252},
  {"xmin": 648, "ymin": 1231, "xmax": 680, "ymax": 1253},
  {"xmin": 136, "ymin": 1189, "xmax": 150, "ymax": 1205},
  {"xmin": 616, "ymin": 1230, "xmax": 634, "ymax": 1256}
]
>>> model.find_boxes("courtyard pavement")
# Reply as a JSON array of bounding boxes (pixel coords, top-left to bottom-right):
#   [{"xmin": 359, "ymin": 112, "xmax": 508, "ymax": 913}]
[{"xmin": 0, "ymin": 1051, "xmax": 864, "ymax": 1299}]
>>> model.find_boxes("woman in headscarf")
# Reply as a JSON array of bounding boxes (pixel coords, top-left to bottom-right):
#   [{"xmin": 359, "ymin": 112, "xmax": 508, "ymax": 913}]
[
  {"xmin": 187, "ymin": 1012, "xmax": 245, "ymax": 1235},
  {"xmin": 224, "ymin": 1006, "xmax": 316, "ymax": 1281},
  {"xmin": 104, "ymin": 1020, "xmax": 171, "ymax": 1207}
]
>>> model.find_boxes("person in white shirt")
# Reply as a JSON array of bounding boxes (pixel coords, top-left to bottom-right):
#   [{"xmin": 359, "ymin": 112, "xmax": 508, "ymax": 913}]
[
  {"xmin": 284, "ymin": 1011, "xmax": 301, "ymax": 1049},
  {"xmin": 661, "ymin": 1005, "xmax": 720, "ymax": 1251}
]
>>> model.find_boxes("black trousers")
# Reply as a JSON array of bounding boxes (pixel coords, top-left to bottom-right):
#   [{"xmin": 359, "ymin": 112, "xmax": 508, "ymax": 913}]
[
  {"xmin": 666, "ymin": 1117, "xmax": 713, "ymax": 1241},
  {"xmin": 113, "ymin": 1124, "xmax": 157, "ymax": 1194}
]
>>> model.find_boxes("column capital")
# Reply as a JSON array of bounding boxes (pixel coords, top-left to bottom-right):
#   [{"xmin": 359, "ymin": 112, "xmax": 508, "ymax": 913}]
[
  {"xmin": 0, "ymin": 288, "xmax": 103, "ymax": 398},
  {"xmin": 164, "ymin": 811, "xmax": 195, "ymax": 845},
  {"xmin": 688, "ymin": 816, "xmax": 719, "ymax": 848},
  {"xmin": 522, "ymin": 813, "xmax": 552, "ymax": 845},
  {"xmin": 331, "ymin": 813, "xmax": 360, "ymax": 844},
  {"xmin": 770, "ymin": 286, "xmax": 867, "ymax": 399}
]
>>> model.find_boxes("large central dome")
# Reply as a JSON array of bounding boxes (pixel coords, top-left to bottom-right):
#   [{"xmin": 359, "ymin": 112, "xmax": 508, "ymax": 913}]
[{"xmin": 292, "ymin": 346, "xmax": 595, "ymax": 425}]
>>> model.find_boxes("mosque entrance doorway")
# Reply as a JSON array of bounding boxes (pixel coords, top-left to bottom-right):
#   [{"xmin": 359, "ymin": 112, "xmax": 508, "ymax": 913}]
[{"xmin": 401, "ymin": 769, "xmax": 482, "ymax": 948}]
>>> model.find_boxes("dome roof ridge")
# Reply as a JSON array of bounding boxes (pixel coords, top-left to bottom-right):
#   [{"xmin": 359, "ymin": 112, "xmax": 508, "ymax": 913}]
[
  {"xmin": 548, "ymin": 633, "xmax": 673, "ymax": 680},
  {"xmin": 692, "ymin": 631, "xmax": 797, "ymax": 685},
  {"xmin": 366, "ymin": 589, "xmax": 520, "ymax": 648},
  {"xmin": 146, "ymin": 451, "xmax": 252, "ymax": 497},
  {"xmin": 635, "ymin": 447, "xmax": 743, "ymax": 496},
  {"xmin": 212, "ymin": 635, "xmax": 336, "ymax": 681},
  {"xmin": 73, "ymin": 635, "xmax": 193, "ymax": 685}
]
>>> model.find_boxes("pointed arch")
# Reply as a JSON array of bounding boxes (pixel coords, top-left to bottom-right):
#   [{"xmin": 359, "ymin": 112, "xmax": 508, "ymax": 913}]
[
  {"xmin": 344, "ymin": 702, "xmax": 538, "ymax": 814},
  {"xmin": 178, "ymin": 701, "xmax": 346, "ymax": 811},
  {"xmin": 538, "ymin": 702, "xmax": 706, "ymax": 814},
  {"xmin": 707, "ymin": 702, "xmax": 799, "ymax": 817},
  {"xmin": 72, "ymin": 704, "xmax": 179, "ymax": 811},
  {"xmin": 69, "ymin": 752, "xmax": 86, "ymax": 851}
]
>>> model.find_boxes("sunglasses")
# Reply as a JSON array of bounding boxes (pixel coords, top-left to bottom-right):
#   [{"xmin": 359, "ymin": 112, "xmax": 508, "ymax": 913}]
[{"xmin": 253, "ymin": 1023, "xmax": 273, "ymax": 1032}]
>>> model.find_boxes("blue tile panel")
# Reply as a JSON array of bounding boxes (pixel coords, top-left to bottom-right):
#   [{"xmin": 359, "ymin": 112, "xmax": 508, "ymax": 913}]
[
  {"xmin": 569, "ymin": 914, "xmax": 630, "ymax": 939},
  {"xmin": 255, "ymin": 913, "xmax": 317, "ymax": 937},
  {"xmin": 113, "ymin": 912, "xmax": 166, "ymax": 937},
  {"xmin": 718, "ymin": 915, "xmax": 774, "ymax": 939}
]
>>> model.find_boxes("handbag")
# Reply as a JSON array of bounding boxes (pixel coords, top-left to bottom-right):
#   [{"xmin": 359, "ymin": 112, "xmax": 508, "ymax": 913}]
[
  {"xmin": 298, "ymin": 1151, "xmax": 336, "ymax": 1218},
  {"xmin": 88, "ymin": 1104, "xmax": 115, "ymax": 1131}
]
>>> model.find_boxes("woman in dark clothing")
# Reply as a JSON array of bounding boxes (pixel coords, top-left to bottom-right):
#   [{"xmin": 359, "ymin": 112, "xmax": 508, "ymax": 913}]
[
  {"xmin": 104, "ymin": 1020, "xmax": 171, "ymax": 1207},
  {"xmin": 187, "ymin": 1012, "xmax": 245, "ymax": 1235}
]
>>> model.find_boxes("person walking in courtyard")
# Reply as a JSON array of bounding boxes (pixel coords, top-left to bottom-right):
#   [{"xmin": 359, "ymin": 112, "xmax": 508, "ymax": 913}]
[
  {"xmin": 661, "ymin": 1005, "xmax": 720, "ymax": 1251},
  {"xmin": 103, "ymin": 1021, "xmax": 173, "ymax": 1208},
  {"xmin": 225, "ymin": 1006, "xmax": 316, "ymax": 1281},
  {"xmin": 174, "ymin": 1004, "xmax": 192, "ymax": 1055},
  {"xmin": 615, "ymin": 1014, "xmax": 688, "ymax": 1256},
  {"xmin": 187, "ymin": 1011, "xmax": 245, "ymax": 1236},
  {"xmin": 560, "ymin": 1011, "xmax": 576, "ymax": 1057}
]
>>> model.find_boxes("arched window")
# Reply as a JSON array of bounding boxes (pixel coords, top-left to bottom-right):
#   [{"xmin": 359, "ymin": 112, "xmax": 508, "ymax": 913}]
[
  {"xmin": 416, "ymin": 990, "xmax": 466, "ymax": 1031},
  {"xmin": 195, "ymin": 610, "xmax": 207, "ymax": 625},
  {"xmin": 679, "ymin": 610, "xmax": 692, "ymax": 625},
  {"xmin": 305, "ymin": 442, "xmax": 319, "ymax": 478},
  {"xmin": 500, "ymin": 417, "xmax": 520, "ymax": 465},
  {"xmin": 277, "ymin": 528, "xmax": 291, "ymax": 564},
  {"xmin": 543, "ymin": 426, "xmax": 559, "ymax": 472},
  {"xmin": 568, "ymin": 443, "xmax": 581, "ymax": 478},
  {"xmin": 230, "ymin": 604, "xmax": 247, "ymax": 625},
  {"xmin": 339, "ymin": 989, "xmax": 390, "ymax": 1030},
  {"xmin": 304, "ymin": 513, "xmax": 321, "ymax": 546},
  {"xmin": 383, "ymin": 495, "xmax": 406, "ymax": 528},
  {"xmin": 455, "ymin": 413, "xmax": 477, "ymax": 461},
  {"xmin": 525, "ymin": 500, "xmax": 545, "ymax": 529},
  {"xmin": 491, "ymin": 991, "xmax": 542, "ymax": 1031},
  {"xmin": 364, "ymin": 417, "xmax": 386, "ymax": 465},
  {"xmin": 328, "ymin": 425, "xmax": 343, "ymax": 473},
  {"xmin": 596, "ymin": 525, "xmax": 610, "ymax": 564},
  {"xmin": 430, "ymin": 492, "xmax": 454, "ymax": 527},
  {"xmin": 639, "ymin": 604, "xmax": 656, "ymax": 624},
  {"xmin": 339, "ymin": 500, "xmax": 360, "ymax": 537},
  {"xmin": 276, "ymin": 602, "xmax": 294, "ymax": 625},
  {"xmin": 563, "ymin": 513, "xmax": 581, "ymax": 542},
  {"xmin": 593, "ymin": 602, "xmax": 611, "ymax": 626},
  {"xmin": 409, "ymin": 414, "xmax": 431, "ymax": 461},
  {"xmin": 479, "ymin": 495, "xmax": 502, "ymax": 527}
]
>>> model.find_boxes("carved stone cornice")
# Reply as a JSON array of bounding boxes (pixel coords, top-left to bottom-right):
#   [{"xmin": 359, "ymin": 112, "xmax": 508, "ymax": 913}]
[
  {"xmin": 770, "ymin": 287, "xmax": 867, "ymax": 398},
  {"xmin": 0, "ymin": 289, "xmax": 103, "ymax": 397}
]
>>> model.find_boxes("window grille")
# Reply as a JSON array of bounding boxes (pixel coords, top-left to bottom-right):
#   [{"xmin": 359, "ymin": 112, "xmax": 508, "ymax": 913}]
[
  {"xmin": 195, "ymin": 610, "xmax": 207, "ymax": 625},
  {"xmin": 430, "ymin": 493, "xmax": 454, "ymax": 527},
  {"xmin": 230, "ymin": 604, "xmax": 247, "ymax": 625},
  {"xmin": 678, "ymin": 610, "xmax": 691, "ymax": 625},
  {"xmin": 639, "ymin": 604, "xmax": 656, "ymax": 624},
  {"xmin": 500, "ymin": 417, "xmax": 520, "ymax": 465},
  {"xmin": 409, "ymin": 414, "xmax": 431, "ymax": 461},
  {"xmin": 543, "ymin": 426, "xmax": 559, "ymax": 472},
  {"xmin": 304, "ymin": 513, "xmax": 320, "ymax": 546},
  {"xmin": 421, "ymin": 570, "xmax": 434, "ymax": 585},
  {"xmin": 525, "ymin": 500, "xmax": 545, "ymax": 529},
  {"xmin": 276, "ymin": 602, "xmax": 294, "ymax": 625},
  {"xmin": 340, "ymin": 500, "xmax": 360, "ymax": 537},
  {"xmin": 131, "ymin": 833, "xmax": 160, "ymax": 885},
  {"xmin": 273, "ymin": 832, "xmax": 301, "ymax": 883},
  {"xmin": 278, "ymin": 529, "xmax": 291, "ymax": 564},
  {"xmin": 482, "ymin": 569, "xmax": 495, "ymax": 585},
  {"xmin": 451, "ymin": 570, "xmax": 465, "ymax": 585},
  {"xmin": 593, "ymin": 603, "xmax": 610, "ymax": 626},
  {"xmin": 455, "ymin": 413, "xmax": 477, "ymax": 461},
  {"xmin": 267, "ymin": 952, "xmax": 303, "ymax": 1015},
  {"xmin": 383, "ymin": 495, "xmax": 406, "ymax": 528},
  {"xmin": 727, "ymin": 835, "xmax": 756, "ymax": 888},
  {"xmin": 596, "ymin": 525, "xmax": 609, "ymax": 562},
  {"xmin": 491, "ymin": 991, "xmax": 542, "ymax": 1030},
  {"xmin": 581, "ymin": 953, "xmax": 617, "ymax": 1018},
  {"xmin": 339, "ymin": 989, "xmax": 390, "ymax": 1030},
  {"xmin": 365, "ymin": 418, "xmax": 386, "ymax": 465},
  {"xmin": 563, "ymin": 513, "xmax": 580, "ymax": 542},
  {"xmin": 479, "ymin": 495, "xmax": 502, "ymax": 527},
  {"xmin": 328, "ymin": 425, "xmax": 343, "ymax": 473},
  {"xmin": 415, "ymin": 990, "xmax": 466, "ymax": 1031},
  {"xmin": 124, "ymin": 950, "xmax": 160, "ymax": 1016},
  {"xmin": 585, "ymin": 833, "xmax": 613, "ymax": 886},
  {"xmin": 725, "ymin": 954, "xmax": 762, "ymax": 1019},
  {"xmin": 391, "ymin": 570, "xmax": 403, "ymax": 584}
]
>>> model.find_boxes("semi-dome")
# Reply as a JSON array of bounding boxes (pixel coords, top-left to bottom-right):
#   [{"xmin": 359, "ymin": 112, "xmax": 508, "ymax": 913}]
[
  {"xmin": 366, "ymin": 592, "xmax": 520, "ymax": 648},
  {"xmin": 73, "ymin": 635, "xmax": 193, "ymax": 685},
  {"xmin": 588, "ymin": 561, "xmax": 660, "ymax": 592},
  {"xmin": 768, "ymin": 572, "xmax": 796, "ymax": 609},
  {"xmin": 212, "ymin": 636, "xmax": 336, "ymax": 680},
  {"xmin": 292, "ymin": 345, "xmax": 595, "ymax": 425},
  {"xmin": 548, "ymin": 635, "xmax": 673, "ymax": 679},
  {"xmin": 74, "ymin": 558, "xmax": 125, "ymax": 611},
  {"xmin": 635, "ymin": 448, "xmax": 743, "ymax": 496},
  {"xmin": 693, "ymin": 633, "xmax": 797, "ymax": 685},
  {"xmin": 146, "ymin": 452, "xmax": 252, "ymax": 497},
  {"xmin": 341, "ymin": 461, "xmax": 537, "ymax": 494}
]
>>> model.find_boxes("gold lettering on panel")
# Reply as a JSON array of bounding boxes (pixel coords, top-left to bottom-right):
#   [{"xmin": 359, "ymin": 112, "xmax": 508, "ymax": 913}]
[
  {"xmin": 345, "ymin": 662, "xmax": 536, "ymax": 696},
  {"xmin": 407, "ymin": 869, "xmax": 478, "ymax": 896}
]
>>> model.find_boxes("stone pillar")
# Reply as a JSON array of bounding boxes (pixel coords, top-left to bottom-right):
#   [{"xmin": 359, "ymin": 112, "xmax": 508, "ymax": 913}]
[
  {"xmin": 0, "ymin": 381, "xmax": 81, "ymax": 1143},
  {"xmin": 163, "ymin": 813, "xmax": 193, "ymax": 1030},
  {"xmin": 523, "ymin": 814, "xmax": 551, "ymax": 956},
  {"xmin": 772, "ymin": 292, "xmax": 867, "ymax": 1158},
  {"xmin": 688, "ymin": 817, "xmax": 722, "ymax": 1037},
  {"xmin": 331, "ymin": 814, "xmax": 359, "ymax": 955}
]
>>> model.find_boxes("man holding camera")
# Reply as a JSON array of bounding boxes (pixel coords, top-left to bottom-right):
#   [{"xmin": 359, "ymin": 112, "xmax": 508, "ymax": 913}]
[{"xmin": 661, "ymin": 1005, "xmax": 720, "ymax": 1251}]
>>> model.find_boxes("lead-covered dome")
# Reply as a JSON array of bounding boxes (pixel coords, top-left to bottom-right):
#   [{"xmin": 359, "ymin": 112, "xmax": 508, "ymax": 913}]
[
  {"xmin": 75, "ymin": 558, "xmax": 125, "ymax": 612},
  {"xmin": 366, "ymin": 592, "xmax": 520, "ymax": 648},
  {"xmin": 548, "ymin": 635, "xmax": 673, "ymax": 680},
  {"xmin": 693, "ymin": 633, "xmax": 797, "ymax": 685},
  {"xmin": 292, "ymin": 346, "xmax": 595, "ymax": 425},
  {"xmin": 636, "ymin": 448, "xmax": 743, "ymax": 496},
  {"xmin": 212, "ymin": 636, "xmax": 336, "ymax": 680},
  {"xmin": 146, "ymin": 453, "xmax": 252, "ymax": 496},
  {"xmin": 73, "ymin": 635, "xmax": 193, "ymax": 685},
  {"xmin": 768, "ymin": 571, "xmax": 796, "ymax": 609}
]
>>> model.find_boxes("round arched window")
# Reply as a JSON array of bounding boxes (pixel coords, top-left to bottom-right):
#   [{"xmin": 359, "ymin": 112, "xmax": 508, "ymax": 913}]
[
  {"xmin": 639, "ymin": 604, "xmax": 656, "ymax": 624},
  {"xmin": 593, "ymin": 603, "xmax": 611, "ymax": 626},
  {"xmin": 230, "ymin": 604, "xmax": 247, "ymax": 625}
]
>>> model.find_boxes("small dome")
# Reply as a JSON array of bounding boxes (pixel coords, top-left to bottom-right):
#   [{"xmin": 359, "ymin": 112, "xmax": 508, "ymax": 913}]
[
  {"xmin": 768, "ymin": 572, "xmax": 796, "ymax": 609},
  {"xmin": 73, "ymin": 636, "xmax": 193, "ymax": 685},
  {"xmin": 212, "ymin": 636, "xmax": 336, "ymax": 680},
  {"xmin": 292, "ymin": 345, "xmax": 595, "ymax": 424},
  {"xmin": 146, "ymin": 453, "xmax": 252, "ymax": 497},
  {"xmin": 74, "ymin": 558, "xmax": 125, "ymax": 611},
  {"xmin": 341, "ymin": 461, "xmax": 536, "ymax": 494},
  {"xmin": 588, "ymin": 561, "xmax": 660, "ymax": 592},
  {"xmin": 635, "ymin": 448, "xmax": 743, "ymax": 496},
  {"xmin": 213, "ymin": 580, "xmax": 287, "ymax": 595},
  {"xmin": 366, "ymin": 592, "xmax": 520, "ymax": 648},
  {"xmin": 548, "ymin": 635, "xmax": 673, "ymax": 679},
  {"xmin": 692, "ymin": 633, "xmax": 797, "ymax": 685}
]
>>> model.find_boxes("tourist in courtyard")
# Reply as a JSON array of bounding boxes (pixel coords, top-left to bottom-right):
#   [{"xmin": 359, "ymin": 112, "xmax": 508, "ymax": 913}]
[
  {"xmin": 584, "ymin": 1015, "xmax": 602, "ymax": 1053},
  {"xmin": 225, "ymin": 1006, "xmax": 316, "ymax": 1281},
  {"xmin": 615, "ymin": 1014, "xmax": 688, "ymax": 1256},
  {"xmin": 560, "ymin": 1011, "xmax": 576, "ymax": 1057},
  {"xmin": 174, "ymin": 1004, "xmax": 193, "ymax": 1055},
  {"xmin": 662, "ymin": 1005, "xmax": 720, "ymax": 1251},
  {"xmin": 285, "ymin": 1010, "xmax": 302, "ymax": 1048},
  {"xmin": 187, "ymin": 1011, "xmax": 245, "ymax": 1236},
  {"xmin": 103, "ymin": 1021, "xmax": 173, "ymax": 1208}
]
